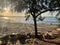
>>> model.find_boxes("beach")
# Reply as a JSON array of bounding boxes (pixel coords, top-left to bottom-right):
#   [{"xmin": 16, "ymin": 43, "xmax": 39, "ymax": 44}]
[
  {"xmin": 0, "ymin": 23, "xmax": 60, "ymax": 45},
  {"xmin": 0, "ymin": 23, "xmax": 59, "ymax": 34}
]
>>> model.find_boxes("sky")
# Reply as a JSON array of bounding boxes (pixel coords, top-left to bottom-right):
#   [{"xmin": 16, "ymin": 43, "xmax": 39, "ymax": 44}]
[
  {"xmin": 0, "ymin": 0, "xmax": 59, "ymax": 17},
  {"xmin": 0, "ymin": 0, "xmax": 57, "ymax": 23}
]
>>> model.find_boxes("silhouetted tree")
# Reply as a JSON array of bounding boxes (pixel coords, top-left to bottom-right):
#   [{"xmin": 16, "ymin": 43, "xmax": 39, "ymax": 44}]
[
  {"xmin": 9, "ymin": 0, "xmax": 60, "ymax": 38},
  {"xmin": 25, "ymin": 0, "xmax": 60, "ymax": 38}
]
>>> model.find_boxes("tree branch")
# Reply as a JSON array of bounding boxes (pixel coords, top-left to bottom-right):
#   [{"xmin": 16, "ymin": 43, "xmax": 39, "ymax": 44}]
[
  {"xmin": 36, "ymin": 9, "xmax": 48, "ymax": 17},
  {"xmin": 36, "ymin": 8, "xmax": 60, "ymax": 18}
]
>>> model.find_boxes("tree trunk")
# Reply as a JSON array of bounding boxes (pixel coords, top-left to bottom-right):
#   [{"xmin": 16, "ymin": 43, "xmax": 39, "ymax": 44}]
[{"xmin": 33, "ymin": 16, "xmax": 38, "ymax": 38}]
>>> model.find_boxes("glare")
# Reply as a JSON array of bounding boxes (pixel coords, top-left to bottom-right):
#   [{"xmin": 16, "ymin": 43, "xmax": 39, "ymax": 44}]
[
  {"xmin": 4, "ymin": 8, "xmax": 7, "ymax": 11},
  {"xmin": 12, "ymin": 33, "xmax": 17, "ymax": 35},
  {"xmin": 3, "ymin": 17, "xmax": 9, "ymax": 19},
  {"xmin": 4, "ymin": 7, "xmax": 10, "ymax": 13}
]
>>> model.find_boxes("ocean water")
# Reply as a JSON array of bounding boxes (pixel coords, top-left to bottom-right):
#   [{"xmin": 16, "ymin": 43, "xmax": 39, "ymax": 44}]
[
  {"xmin": 0, "ymin": 16, "xmax": 60, "ymax": 24},
  {"xmin": 0, "ymin": 16, "xmax": 60, "ymax": 34},
  {"xmin": 11, "ymin": 16, "xmax": 60, "ymax": 24}
]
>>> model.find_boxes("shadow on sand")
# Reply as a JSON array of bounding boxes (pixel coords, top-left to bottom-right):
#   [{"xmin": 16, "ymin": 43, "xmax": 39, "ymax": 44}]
[{"xmin": 43, "ymin": 39, "xmax": 60, "ymax": 45}]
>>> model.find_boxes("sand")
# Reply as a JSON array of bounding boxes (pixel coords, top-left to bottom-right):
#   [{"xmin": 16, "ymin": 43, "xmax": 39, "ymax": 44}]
[
  {"xmin": 0, "ymin": 23, "xmax": 60, "ymax": 45},
  {"xmin": 0, "ymin": 23, "xmax": 59, "ymax": 34}
]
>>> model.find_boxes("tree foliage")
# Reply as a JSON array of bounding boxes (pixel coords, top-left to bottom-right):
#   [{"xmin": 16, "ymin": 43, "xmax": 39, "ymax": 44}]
[
  {"xmin": 8, "ymin": 0, "xmax": 60, "ymax": 38},
  {"xmin": 8, "ymin": 0, "xmax": 60, "ymax": 14}
]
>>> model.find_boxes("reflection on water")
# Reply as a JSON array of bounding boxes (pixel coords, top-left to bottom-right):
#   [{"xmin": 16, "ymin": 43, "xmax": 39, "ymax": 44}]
[
  {"xmin": 0, "ymin": 16, "xmax": 59, "ymax": 24},
  {"xmin": 0, "ymin": 16, "xmax": 60, "ymax": 24},
  {"xmin": 0, "ymin": 0, "xmax": 60, "ymax": 24},
  {"xmin": 0, "ymin": 16, "xmax": 59, "ymax": 34}
]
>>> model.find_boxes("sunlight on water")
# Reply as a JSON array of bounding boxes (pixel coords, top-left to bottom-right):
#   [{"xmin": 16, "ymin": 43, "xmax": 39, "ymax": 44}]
[
  {"xmin": 0, "ymin": 0, "xmax": 60, "ymax": 24},
  {"xmin": 0, "ymin": 0, "xmax": 60, "ymax": 35}
]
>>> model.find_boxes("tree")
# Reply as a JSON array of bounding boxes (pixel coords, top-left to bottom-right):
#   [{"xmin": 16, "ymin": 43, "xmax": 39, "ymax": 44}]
[
  {"xmin": 25, "ymin": 0, "xmax": 60, "ymax": 38},
  {"xmin": 8, "ymin": 0, "xmax": 28, "ymax": 12},
  {"xmin": 8, "ymin": 0, "xmax": 60, "ymax": 38}
]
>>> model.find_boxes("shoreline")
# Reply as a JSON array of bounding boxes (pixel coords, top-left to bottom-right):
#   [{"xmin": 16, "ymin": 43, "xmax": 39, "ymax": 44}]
[{"xmin": 0, "ymin": 23, "xmax": 59, "ymax": 35}]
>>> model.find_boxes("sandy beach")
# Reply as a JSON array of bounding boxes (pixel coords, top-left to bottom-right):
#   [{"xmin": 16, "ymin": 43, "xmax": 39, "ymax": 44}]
[
  {"xmin": 0, "ymin": 23, "xmax": 60, "ymax": 45},
  {"xmin": 0, "ymin": 23, "xmax": 58, "ymax": 34}
]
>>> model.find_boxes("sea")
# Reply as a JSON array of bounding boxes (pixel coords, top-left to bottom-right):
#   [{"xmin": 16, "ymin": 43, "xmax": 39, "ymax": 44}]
[
  {"xmin": 0, "ymin": 16, "xmax": 60, "ymax": 34},
  {"xmin": 0, "ymin": 16, "xmax": 60, "ymax": 24},
  {"xmin": 7, "ymin": 16, "xmax": 60, "ymax": 24}
]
